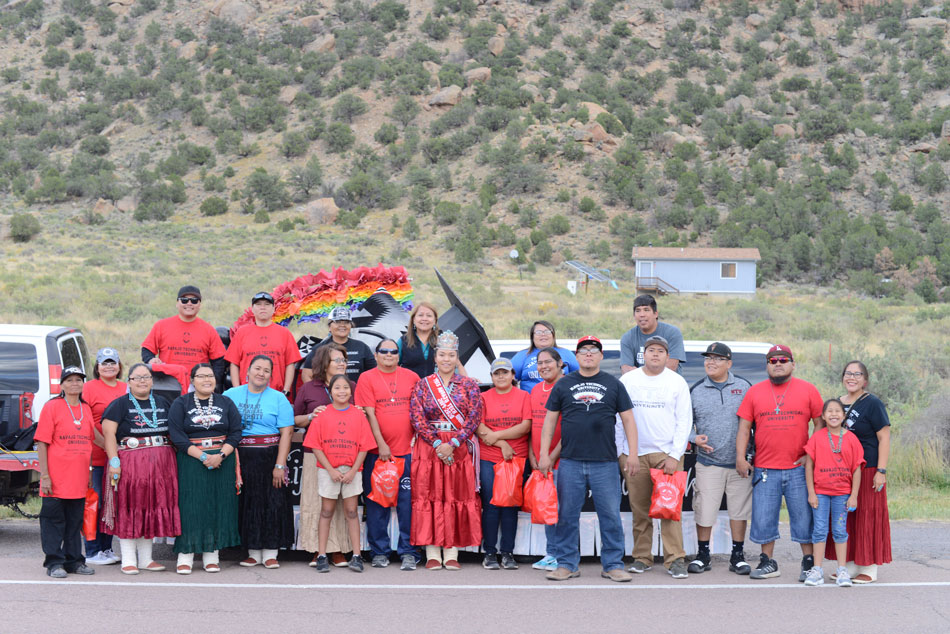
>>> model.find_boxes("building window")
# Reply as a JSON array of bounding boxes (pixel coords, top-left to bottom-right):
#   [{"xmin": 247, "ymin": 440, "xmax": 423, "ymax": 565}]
[{"xmin": 721, "ymin": 262, "xmax": 737, "ymax": 279}]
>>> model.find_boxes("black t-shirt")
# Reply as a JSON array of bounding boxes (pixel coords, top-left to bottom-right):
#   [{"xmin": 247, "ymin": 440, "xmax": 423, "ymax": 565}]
[
  {"xmin": 167, "ymin": 393, "xmax": 244, "ymax": 452},
  {"xmin": 546, "ymin": 370, "xmax": 633, "ymax": 461},
  {"xmin": 843, "ymin": 393, "xmax": 890, "ymax": 468},
  {"xmin": 302, "ymin": 337, "xmax": 377, "ymax": 382},
  {"xmin": 102, "ymin": 393, "xmax": 171, "ymax": 440}
]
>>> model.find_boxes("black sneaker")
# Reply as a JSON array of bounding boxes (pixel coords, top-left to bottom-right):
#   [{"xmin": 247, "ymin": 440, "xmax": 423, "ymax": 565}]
[
  {"xmin": 315, "ymin": 554, "xmax": 330, "ymax": 573},
  {"xmin": 687, "ymin": 552, "xmax": 710, "ymax": 573},
  {"xmin": 500, "ymin": 552, "xmax": 519, "ymax": 570},
  {"xmin": 750, "ymin": 553, "xmax": 780, "ymax": 579},
  {"xmin": 371, "ymin": 554, "xmax": 390, "ymax": 568},
  {"xmin": 482, "ymin": 553, "xmax": 500, "ymax": 570},
  {"xmin": 348, "ymin": 554, "xmax": 364, "ymax": 573},
  {"xmin": 799, "ymin": 555, "xmax": 814, "ymax": 582},
  {"xmin": 729, "ymin": 551, "xmax": 751, "ymax": 575}
]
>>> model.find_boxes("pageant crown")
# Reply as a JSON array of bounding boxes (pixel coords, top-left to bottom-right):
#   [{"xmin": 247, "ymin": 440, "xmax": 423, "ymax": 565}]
[{"xmin": 436, "ymin": 330, "xmax": 459, "ymax": 351}]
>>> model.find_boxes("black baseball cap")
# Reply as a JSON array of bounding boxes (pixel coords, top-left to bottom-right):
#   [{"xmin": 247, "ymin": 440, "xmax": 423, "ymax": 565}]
[
  {"xmin": 177, "ymin": 285, "xmax": 202, "ymax": 300},
  {"xmin": 252, "ymin": 291, "xmax": 274, "ymax": 305},
  {"xmin": 701, "ymin": 342, "xmax": 732, "ymax": 360}
]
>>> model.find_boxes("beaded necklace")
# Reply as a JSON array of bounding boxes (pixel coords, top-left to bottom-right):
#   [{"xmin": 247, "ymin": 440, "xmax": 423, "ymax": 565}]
[
  {"xmin": 129, "ymin": 392, "xmax": 159, "ymax": 428},
  {"xmin": 64, "ymin": 399, "xmax": 84, "ymax": 428}
]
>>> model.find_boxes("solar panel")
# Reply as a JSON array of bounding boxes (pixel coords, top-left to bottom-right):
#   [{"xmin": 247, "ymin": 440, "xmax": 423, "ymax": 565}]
[{"xmin": 566, "ymin": 260, "xmax": 611, "ymax": 282}]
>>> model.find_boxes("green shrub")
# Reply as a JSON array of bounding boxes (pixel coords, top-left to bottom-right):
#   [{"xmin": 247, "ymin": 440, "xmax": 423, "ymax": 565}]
[
  {"xmin": 42, "ymin": 47, "xmax": 70, "ymax": 69},
  {"xmin": 325, "ymin": 122, "xmax": 356, "ymax": 153},
  {"xmin": 434, "ymin": 200, "xmax": 462, "ymax": 225},
  {"xmin": 199, "ymin": 196, "xmax": 228, "ymax": 216},
  {"xmin": 80, "ymin": 135, "xmax": 110, "ymax": 156},
  {"xmin": 332, "ymin": 93, "xmax": 369, "ymax": 122},
  {"xmin": 281, "ymin": 131, "xmax": 309, "ymax": 158},
  {"xmin": 374, "ymin": 123, "xmax": 399, "ymax": 145},
  {"xmin": 10, "ymin": 213, "xmax": 41, "ymax": 243}
]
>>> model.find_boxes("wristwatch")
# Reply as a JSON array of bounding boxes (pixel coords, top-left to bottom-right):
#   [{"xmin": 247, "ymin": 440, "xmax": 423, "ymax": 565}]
[{"xmin": 876, "ymin": 468, "xmax": 887, "ymax": 474}]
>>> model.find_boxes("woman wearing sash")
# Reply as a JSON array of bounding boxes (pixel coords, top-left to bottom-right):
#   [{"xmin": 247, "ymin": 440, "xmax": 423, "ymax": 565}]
[
  {"xmin": 167, "ymin": 363, "xmax": 243, "ymax": 574},
  {"xmin": 408, "ymin": 331, "xmax": 483, "ymax": 570},
  {"xmin": 223, "ymin": 355, "xmax": 295, "ymax": 569},
  {"xmin": 102, "ymin": 363, "xmax": 179, "ymax": 575}
]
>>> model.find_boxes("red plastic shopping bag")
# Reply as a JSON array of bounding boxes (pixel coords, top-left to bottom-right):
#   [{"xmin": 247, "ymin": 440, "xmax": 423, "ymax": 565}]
[
  {"xmin": 521, "ymin": 470, "xmax": 543, "ymax": 514},
  {"xmin": 82, "ymin": 487, "xmax": 99, "ymax": 542},
  {"xmin": 649, "ymin": 469, "xmax": 687, "ymax": 521},
  {"xmin": 529, "ymin": 471, "xmax": 558, "ymax": 525},
  {"xmin": 367, "ymin": 457, "xmax": 405, "ymax": 508},
  {"xmin": 490, "ymin": 457, "xmax": 525, "ymax": 507}
]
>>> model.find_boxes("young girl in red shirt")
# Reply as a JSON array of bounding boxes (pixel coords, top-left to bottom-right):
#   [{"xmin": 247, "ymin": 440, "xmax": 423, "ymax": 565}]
[
  {"xmin": 304, "ymin": 374, "xmax": 375, "ymax": 573},
  {"xmin": 804, "ymin": 398, "xmax": 865, "ymax": 587}
]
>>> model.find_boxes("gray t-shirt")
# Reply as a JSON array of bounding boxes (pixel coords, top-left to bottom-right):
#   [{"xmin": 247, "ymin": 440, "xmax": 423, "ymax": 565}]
[{"xmin": 619, "ymin": 321, "xmax": 686, "ymax": 369}]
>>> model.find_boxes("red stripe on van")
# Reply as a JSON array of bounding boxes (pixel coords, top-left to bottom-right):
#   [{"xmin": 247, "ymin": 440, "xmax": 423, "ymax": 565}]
[{"xmin": 49, "ymin": 364, "xmax": 62, "ymax": 395}]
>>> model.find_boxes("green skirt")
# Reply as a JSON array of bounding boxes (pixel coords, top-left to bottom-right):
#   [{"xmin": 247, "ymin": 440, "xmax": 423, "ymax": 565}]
[{"xmin": 174, "ymin": 449, "xmax": 241, "ymax": 554}]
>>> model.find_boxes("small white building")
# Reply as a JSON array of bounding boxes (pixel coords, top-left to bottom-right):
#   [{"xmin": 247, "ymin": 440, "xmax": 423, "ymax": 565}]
[{"xmin": 631, "ymin": 247, "xmax": 762, "ymax": 295}]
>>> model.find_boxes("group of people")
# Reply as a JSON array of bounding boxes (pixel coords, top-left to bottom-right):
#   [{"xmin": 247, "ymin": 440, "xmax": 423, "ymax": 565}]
[{"xmin": 35, "ymin": 288, "xmax": 891, "ymax": 586}]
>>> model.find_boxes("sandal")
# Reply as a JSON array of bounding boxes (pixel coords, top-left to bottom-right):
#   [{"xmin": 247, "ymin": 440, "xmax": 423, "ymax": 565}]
[
  {"xmin": 176, "ymin": 565, "xmax": 192, "ymax": 575},
  {"xmin": 425, "ymin": 559, "xmax": 442, "ymax": 570},
  {"xmin": 121, "ymin": 566, "xmax": 140, "ymax": 575},
  {"xmin": 853, "ymin": 574, "xmax": 874, "ymax": 584},
  {"xmin": 239, "ymin": 557, "xmax": 260, "ymax": 567},
  {"xmin": 443, "ymin": 559, "xmax": 461, "ymax": 571},
  {"xmin": 143, "ymin": 561, "xmax": 166, "ymax": 572},
  {"xmin": 203, "ymin": 563, "xmax": 221, "ymax": 573},
  {"xmin": 263, "ymin": 559, "xmax": 280, "ymax": 569}
]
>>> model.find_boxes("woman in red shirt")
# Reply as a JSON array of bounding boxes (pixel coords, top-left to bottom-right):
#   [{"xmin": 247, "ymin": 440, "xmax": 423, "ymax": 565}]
[
  {"xmin": 36, "ymin": 366, "xmax": 95, "ymax": 578},
  {"xmin": 81, "ymin": 348, "xmax": 127, "ymax": 565},
  {"xmin": 477, "ymin": 358, "xmax": 531, "ymax": 570}
]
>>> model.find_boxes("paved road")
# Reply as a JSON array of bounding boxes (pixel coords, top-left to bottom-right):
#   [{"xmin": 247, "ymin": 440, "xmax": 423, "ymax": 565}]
[{"xmin": 2, "ymin": 519, "xmax": 949, "ymax": 633}]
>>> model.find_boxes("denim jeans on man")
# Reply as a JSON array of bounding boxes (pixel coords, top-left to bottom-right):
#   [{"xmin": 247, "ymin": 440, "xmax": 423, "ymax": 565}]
[
  {"xmin": 749, "ymin": 466, "xmax": 813, "ymax": 544},
  {"xmin": 553, "ymin": 458, "xmax": 625, "ymax": 572},
  {"xmin": 479, "ymin": 460, "xmax": 521, "ymax": 555},
  {"xmin": 84, "ymin": 466, "xmax": 113, "ymax": 557},
  {"xmin": 362, "ymin": 453, "xmax": 417, "ymax": 557},
  {"xmin": 811, "ymin": 494, "xmax": 848, "ymax": 544}
]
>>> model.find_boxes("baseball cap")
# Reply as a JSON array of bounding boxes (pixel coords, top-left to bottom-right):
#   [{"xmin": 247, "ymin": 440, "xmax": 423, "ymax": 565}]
[
  {"xmin": 643, "ymin": 335, "xmax": 669, "ymax": 352},
  {"xmin": 96, "ymin": 347, "xmax": 120, "ymax": 364},
  {"xmin": 575, "ymin": 335, "xmax": 603, "ymax": 352},
  {"xmin": 252, "ymin": 291, "xmax": 274, "ymax": 305},
  {"xmin": 766, "ymin": 344, "xmax": 793, "ymax": 360},
  {"xmin": 177, "ymin": 285, "xmax": 202, "ymax": 300},
  {"xmin": 701, "ymin": 342, "xmax": 732, "ymax": 360},
  {"xmin": 60, "ymin": 366, "xmax": 86, "ymax": 382},
  {"xmin": 328, "ymin": 306, "xmax": 352, "ymax": 323},
  {"xmin": 490, "ymin": 358, "xmax": 514, "ymax": 373}
]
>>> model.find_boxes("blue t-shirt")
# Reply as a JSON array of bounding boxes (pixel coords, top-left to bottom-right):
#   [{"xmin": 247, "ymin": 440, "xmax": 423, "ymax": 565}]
[
  {"xmin": 619, "ymin": 321, "xmax": 686, "ymax": 370},
  {"xmin": 223, "ymin": 385, "xmax": 294, "ymax": 436},
  {"xmin": 511, "ymin": 346, "xmax": 580, "ymax": 393}
]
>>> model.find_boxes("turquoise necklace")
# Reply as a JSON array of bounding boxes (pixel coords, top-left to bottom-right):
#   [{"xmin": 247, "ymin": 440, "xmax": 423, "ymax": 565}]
[{"xmin": 129, "ymin": 392, "xmax": 159, "ymax": 428}]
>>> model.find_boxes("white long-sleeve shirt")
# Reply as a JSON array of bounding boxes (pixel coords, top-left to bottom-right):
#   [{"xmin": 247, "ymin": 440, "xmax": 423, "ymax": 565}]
[{"xmin": 616, "ymin": 367, "xmax": 692, "ymax": 460}]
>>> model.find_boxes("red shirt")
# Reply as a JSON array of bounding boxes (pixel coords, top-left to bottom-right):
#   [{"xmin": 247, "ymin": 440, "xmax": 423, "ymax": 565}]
[
  {"xmin": 737, "ymin": 377, "xmax": 824, "ymax": 469},
  {"xmin": 142, "ymin": 316, "xmax": 226, "ymax": 368},
  {"xmin": 81, "ymin": 379, "xmax": 128, "ymax": 466},
  {"xmin": 479, "ymin": 388, "xmax": 531, "ymax": 463},
  {"xmin": 530, "ymin": 381, "xmax": 562, "ymax": 468},
  {"xmin": 34, "ymin": 398, "xmax": 94, "ymax": 499},
  {"xmin": 224, "ymin": 323, "xmax": 302, "ymax": 391},
  {"xmin": 303, "ymin": 406, "xmax": 376, "ymax": 469},
  {"xmin": 805, "ymin": 429, "xmax": 865, "ymax": 495},
  {"xmin": 355, "ymin": 367, "xmax": 420, "ymax": 456}
]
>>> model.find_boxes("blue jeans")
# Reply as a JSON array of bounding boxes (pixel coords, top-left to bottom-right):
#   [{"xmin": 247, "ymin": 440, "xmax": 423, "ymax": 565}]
[
  {"xmin": 83, "ymin": 466, "xmax": 113, "ymax": 557},
  {"xmin": 362, "ymin": 453, "xmax": 417, "ymax": 557},
  {"xmin": 750, "ymin": 466, "xmax": 813, "ymax": 545},
  {"xmin": 812, "ymin": 494, "xmax": 848, "ymax": 544},
  {"xmin": 553, "ymin": 458, "xmax": 624, "ymax": 573},
  {"xmin": 479, "ymin": 460, "xmax": 521, "ymax": 555}
]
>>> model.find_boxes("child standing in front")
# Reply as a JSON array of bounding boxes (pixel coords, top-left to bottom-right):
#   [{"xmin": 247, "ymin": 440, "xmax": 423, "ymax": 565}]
[
  {"xmin": 804, "ymin": 398, "xmax": 865, "ymax": 587},
  {"xmin": 304, "ymin": 374, "xmax": 376, "ymax": 573}
]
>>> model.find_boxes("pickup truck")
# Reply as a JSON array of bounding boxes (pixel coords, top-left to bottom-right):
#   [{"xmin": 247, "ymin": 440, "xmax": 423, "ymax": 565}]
[{"xmin": 0, "ymin": 325, "xmax": 90, "ymax": 506}]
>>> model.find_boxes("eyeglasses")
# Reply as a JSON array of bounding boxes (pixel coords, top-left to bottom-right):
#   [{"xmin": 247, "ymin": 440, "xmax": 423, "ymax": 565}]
[
  {"xmin": 577, "ymin": 348, "xmax": 601, "ymax": 356},
  {"xmin": 330, "ymin": 357, "xmax": 347, "ymax": 364},
  {"xmin": 193, "ymin": 374, "xmax": 215, "ymax": 380},
  {"xmin": 704, "ymin": 356, "xmax": 728, "ymax": 363},
  {"xmin": 178, "ymin": 297, "xmax": 200, "ymax": 305},
  {"xmin": 129, "ymin": 376, "xmax": 153, "ymax": 382},
  {"xmin": 533, "ymin": 328, "xmax": 552, "ymax": 336},
  {"xmin": 768, "ymin": 357, "xmax": 791, "ymax": 365},
  {"xmin": 537, "ymin": 359, "xmax": 557, "ymax": 366},
  {"xmin": 377, "ymin": 348, "xmax": 399, "ymax": 355},
  {"xmin": 100, "ymin": 360, "xmax": 117, "ymax": 366},
  {"xmin": 843, "ymin": 371, "xmax": 864, "ymax": 378}
]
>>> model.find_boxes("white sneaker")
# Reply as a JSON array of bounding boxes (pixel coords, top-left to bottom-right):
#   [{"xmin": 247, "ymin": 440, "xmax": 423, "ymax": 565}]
[
  {"xmin": 103, "ymin": 549, "xmax": 121, "ymax": 564},
  {"xmin": 85, "ymin": 552, "xmax": 114, "ymax": 565}
]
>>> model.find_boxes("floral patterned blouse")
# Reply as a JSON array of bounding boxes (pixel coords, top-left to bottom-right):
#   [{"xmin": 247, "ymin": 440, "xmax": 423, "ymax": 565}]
[{"xmin": 409, "ymin": 374, "xmax": 483, "ymax": 446}]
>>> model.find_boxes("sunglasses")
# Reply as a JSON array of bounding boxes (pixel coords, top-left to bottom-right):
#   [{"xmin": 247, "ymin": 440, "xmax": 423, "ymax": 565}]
[
  {"xmin": 768, "ymin": 357, "xmax": 791, "ymax": 365},
  {"xmin": 377, "ymin": 348, "xmax": 399, "ymax": 355},
  {"xmin": 178, "ymin": 297, "xmax": 200, "ymax": 304}
]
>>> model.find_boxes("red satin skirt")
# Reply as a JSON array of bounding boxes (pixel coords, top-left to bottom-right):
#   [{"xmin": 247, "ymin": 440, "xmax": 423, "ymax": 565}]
[
  {"xmin": 411, "ymin": 431, "xmax": 482, "ymax": 548},
  {"xmin": 104, "ymin": 445, "xmax": 181, "ymax": 539},
  {"xmin": 824, "ymin": 466, "xmax": 891, "ymax": 565}
]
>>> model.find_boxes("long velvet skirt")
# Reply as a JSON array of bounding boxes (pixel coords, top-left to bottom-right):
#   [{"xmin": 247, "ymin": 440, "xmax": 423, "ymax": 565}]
[{"xmin": 103, "ymin": 446, "xmax": 180, "ymax": 539}]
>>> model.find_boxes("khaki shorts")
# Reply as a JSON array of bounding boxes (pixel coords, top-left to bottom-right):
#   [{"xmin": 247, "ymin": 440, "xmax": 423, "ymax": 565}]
[
  {"xmin": 317, "ymin": 465, "xmax": 363, "ymax": 499},
  {"xmin": 693, "ymin": 462, "xmax": 752, "ymax": 527}
]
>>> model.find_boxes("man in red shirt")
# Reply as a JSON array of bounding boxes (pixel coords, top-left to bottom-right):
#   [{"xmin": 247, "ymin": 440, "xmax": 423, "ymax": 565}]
[
  {"xmin": 141, "ymin": 285, "xmax": 227, "ymax": 388},
  {"xmin": 225, "ymin": 292, "xmax": 302, "ymax": 395},
  {"xmin": 355, "ymin": 339, "xmax": 421, "ymax": 570},
  {"xmin": 736, "ymin": 344, "xmax": 824, "ymax": 582}
]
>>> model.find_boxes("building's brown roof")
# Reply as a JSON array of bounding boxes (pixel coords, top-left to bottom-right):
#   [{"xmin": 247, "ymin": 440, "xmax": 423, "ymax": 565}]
[{"xmin": 631, "ymin": 247, "xmax": 761, "ymax": 261}]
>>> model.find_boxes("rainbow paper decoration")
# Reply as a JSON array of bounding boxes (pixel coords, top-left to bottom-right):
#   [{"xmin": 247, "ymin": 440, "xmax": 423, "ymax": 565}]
[{"xmin": 230, "ymin": 264, "xmax": 414, "ymax": 336}]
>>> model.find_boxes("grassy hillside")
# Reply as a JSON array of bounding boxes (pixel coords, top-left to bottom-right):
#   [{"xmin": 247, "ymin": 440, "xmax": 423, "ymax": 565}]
[{"xmin": 1, "ymin": 0, "xmax": 949, "ymax": 297}]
